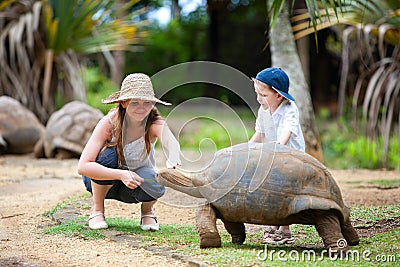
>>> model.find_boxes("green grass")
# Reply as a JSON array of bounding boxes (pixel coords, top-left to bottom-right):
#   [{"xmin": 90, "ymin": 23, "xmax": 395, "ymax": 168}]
[
  {"xmin": 156, "ymin": 106, "xmax": 255, "ymax": 151},
  {"xmin": 43, "ymin": 216, "xmax": 105, "ymax": 239},
  {"xmin": 350, "ymin": 205, "xmax": 400, "ymax": 227},
  {"xmin": 177, "ymin": 119, "xmax": 253, "ymax": 150},
  {"xmin": 345, "ymin": 179, "xmax": 400, "ymax": 189},
  {"xmin": 367, "ymin": 179, "xmax": 400, "ymax": 188},
  {"xmin": 42, "ymin": 193, "xmax": 91, "ymax": 217},
  {"xmin": 43, "ymin": 198, "xmax": 400, "ymax": 266}
]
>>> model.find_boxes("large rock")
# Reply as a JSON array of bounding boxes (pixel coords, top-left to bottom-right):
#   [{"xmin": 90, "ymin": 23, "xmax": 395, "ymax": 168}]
[{"xmin": 0, "ymin": 96, "xmax": 45, "ymax": 154}]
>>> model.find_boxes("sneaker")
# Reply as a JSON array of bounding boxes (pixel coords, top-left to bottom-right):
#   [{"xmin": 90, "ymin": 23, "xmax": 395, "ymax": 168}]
[
  {"xmin": 270, "ymin": 230, "xmax": 295, "ymax": 245},
  {"xmin": 262, "ymin": 226, "xmax": 277, "ymax": 244}
]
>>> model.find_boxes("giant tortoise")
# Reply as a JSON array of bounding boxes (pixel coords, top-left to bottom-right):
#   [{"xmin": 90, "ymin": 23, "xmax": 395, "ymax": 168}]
[
  {"xmin": 0, "ymin": 96, "xmax": 44, "ymax": 154},
  {"xmin": 34, "ymin": 101, "xmax": 103, "ymax": 159},
  {"xmin": 157, "ymin": 142, "xmax": 359, "ymax": 253}
]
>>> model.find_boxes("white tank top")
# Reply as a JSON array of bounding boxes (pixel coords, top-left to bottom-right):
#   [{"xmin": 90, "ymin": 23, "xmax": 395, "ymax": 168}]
[
  {"xmin": 123, "ymin": 136, "xmax": 156, "ymax": 171},
  {"xmin": 108, "ymin": 114, "xmax": 156, "ymax": 171}
]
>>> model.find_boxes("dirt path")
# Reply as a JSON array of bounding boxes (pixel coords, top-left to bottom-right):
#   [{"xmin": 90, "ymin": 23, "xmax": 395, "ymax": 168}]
[{"xmin": 0, "ymin": 153, "xmax": 399, "ymax": 266}]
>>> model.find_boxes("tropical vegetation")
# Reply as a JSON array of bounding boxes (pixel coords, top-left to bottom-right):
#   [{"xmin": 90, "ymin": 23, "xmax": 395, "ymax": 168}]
[
  {"xmin": 285, "ymin": 0, "xmax": 400, "ymax": 166},
  {"xmin": 0, "ymin": 0, "xmax": 146, "ymax": 122},
  {"xmin": 0, "ymin": 0, "xmax": 398, "ymax": 168}
]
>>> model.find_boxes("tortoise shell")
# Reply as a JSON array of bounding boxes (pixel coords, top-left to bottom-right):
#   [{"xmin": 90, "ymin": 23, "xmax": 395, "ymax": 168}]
[
  {"xmin": 0, "ymin": 96, "xmax": 44, "ymax": 154},
  {"xmin": 160, "ymin": 142, "xmax": 349, "ymax": 225},
  {"xmin": 37, "ymin": 101, "xmax": 103, "ymax": 158}
]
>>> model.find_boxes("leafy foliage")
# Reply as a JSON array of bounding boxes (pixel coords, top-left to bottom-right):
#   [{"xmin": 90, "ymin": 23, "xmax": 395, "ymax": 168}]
[
  {"xmin": 82, "ymin": 67, "xmax": 118, "ymax": 114},
  {"xmin": 318, "ymin": 113, "xmax": 400, "ymax": 170},
  {"xmin": 285, "ymin": 0, "xmax": 400, "ymax": 167},
  {"xmin": 125, "ymin": 9, "xmax": 208, "ymax": 75},
  {"xmin": 339, "ymin": 26, "xmax": 399, "ymax": 164},
  {"xmin": 0, "ymin": 0, "xmax": 145, "ymax": 123},
  {"xmin": 43, "ymin": 0, "xmax": 145, "ymax": 54}
]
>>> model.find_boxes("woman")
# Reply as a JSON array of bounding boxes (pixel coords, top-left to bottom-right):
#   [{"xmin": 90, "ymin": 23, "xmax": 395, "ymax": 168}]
[{"xmin": 78, "ymin": 73, "xmax": 181, "ymax": 231}]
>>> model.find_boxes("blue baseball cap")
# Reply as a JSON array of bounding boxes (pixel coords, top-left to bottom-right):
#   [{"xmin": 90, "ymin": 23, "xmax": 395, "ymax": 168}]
[{"xmin": 255, "ymin": 67, "xmax": 295, "ymax": 101}]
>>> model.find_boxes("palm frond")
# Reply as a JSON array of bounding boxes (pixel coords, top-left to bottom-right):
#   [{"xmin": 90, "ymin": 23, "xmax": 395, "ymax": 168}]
[
  {"xmin": 291, "ymin": 0, "xmax": 399, "ymax": 42},
  {"xmin": 43, "ymin": 0, "xmax": 145, "ymax": 54},
  {"xmin": 277, "ymin": 0, "xmax": 400, "ymax": 167},
  {"xmin": 0, "ymin": 0, "xmax": 147, "ymax": 123},
  {"xmin": 340, "ymin": 24, "xmax": 400, "ymax": 167}
]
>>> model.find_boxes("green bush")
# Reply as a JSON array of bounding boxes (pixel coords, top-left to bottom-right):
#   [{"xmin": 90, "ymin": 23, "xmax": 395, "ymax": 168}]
[
  {"xmin": 318, "ymin": 119, "xmax": 399, "ymax": 170},
  {"xmin": 82, "ymin": 67, "xmax": 118, "ymax": 114},
  {"xmin": 178, "ymin": 120, "xmax": 253, "ymax": 150}
]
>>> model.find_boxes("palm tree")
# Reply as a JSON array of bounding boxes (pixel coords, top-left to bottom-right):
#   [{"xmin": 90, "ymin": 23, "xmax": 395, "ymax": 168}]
[
  {"xmin": 267, "ymin": 0, "xmax": 399, "ymax": 165},
  {"xmin": 266, "ymin": 0, "xmax": 328, "ymax": 161},
  {"xmin": 0, "ymin": 0, "xmax": 146, "ymax": 123},
  {"xmin": 289, "ymin": 0, "xmax": 400, "ymax": 166}
]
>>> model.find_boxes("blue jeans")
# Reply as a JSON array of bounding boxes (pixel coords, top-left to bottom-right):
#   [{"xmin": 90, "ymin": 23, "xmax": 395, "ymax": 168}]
[{"xmin": 82, "ymin": 146, "xmax": 165, "ymax": 203}]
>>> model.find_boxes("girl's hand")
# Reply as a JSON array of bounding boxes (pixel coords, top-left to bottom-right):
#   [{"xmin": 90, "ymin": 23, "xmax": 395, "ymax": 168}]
[{"xmin": 120, "ymin": 170, "xmax": 144, "ymax": 189}]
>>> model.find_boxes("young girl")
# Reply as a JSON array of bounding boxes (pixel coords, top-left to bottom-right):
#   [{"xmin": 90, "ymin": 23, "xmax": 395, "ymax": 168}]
[
  {"xmin": 249, "ymin": 67, "xmax": 305, "ymax": 245},
  {"xmin": 78, "ymin": 73, "xmax": 181, "ymax": 231}
]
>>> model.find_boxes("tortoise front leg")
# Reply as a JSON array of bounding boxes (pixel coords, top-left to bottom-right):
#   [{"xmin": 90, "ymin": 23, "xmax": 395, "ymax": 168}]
[
  {"xmin": 221, "ymin": 220, "xmax": 246, "ymax": 245},
  {"xmin": 196, "ymin": 203, "xmax": 221, "ymax": 248}
]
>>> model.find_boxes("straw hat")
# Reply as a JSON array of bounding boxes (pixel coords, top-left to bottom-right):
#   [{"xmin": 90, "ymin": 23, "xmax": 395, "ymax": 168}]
[{"xmin": 102, "ymin": 73, "xmax": 171, "ymax": 105}]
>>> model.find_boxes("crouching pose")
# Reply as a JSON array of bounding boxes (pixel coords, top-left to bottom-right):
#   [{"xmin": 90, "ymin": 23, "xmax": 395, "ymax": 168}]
[{"xmin": 78, "ymin": 73, "xmax": 181, "ymax": 231}]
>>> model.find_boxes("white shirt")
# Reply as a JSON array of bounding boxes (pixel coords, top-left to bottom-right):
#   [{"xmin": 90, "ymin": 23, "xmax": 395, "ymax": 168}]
[{"xmin": 255, "ymin": 101, "xmax": 305, "ymax": 152}]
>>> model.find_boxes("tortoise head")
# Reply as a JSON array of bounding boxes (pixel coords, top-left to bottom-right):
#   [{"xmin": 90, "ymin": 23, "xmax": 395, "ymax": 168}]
[{"xmin": 156, "ymin": 168, "xmax": 204, "ymax": 198}]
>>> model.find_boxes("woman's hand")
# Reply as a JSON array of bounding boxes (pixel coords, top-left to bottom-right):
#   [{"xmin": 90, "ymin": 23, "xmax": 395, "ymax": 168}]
[{"xmin": 119, "ymin": 170, "xmax": 144, "ymax": 189}]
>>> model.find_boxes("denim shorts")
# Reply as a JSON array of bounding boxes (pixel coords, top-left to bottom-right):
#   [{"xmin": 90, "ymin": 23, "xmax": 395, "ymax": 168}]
[{"xmin": 82, "ymin": 146, "xmax": 165, "ymax": 203}]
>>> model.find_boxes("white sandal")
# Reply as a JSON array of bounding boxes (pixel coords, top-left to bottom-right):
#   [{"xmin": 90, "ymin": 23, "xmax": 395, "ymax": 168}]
[
  {"xmin": 88, "ymin": 213, "xmax": 108, "ymax": 230},
  {"xmin": 140, "ymin": 212, "xmax": 159, "ymax": 231}
]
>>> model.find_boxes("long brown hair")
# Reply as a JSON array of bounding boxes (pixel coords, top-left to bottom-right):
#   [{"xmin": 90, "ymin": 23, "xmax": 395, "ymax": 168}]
[{"xmin": 107, "ymin": 104, "xmax": 161, "ymax": 167}]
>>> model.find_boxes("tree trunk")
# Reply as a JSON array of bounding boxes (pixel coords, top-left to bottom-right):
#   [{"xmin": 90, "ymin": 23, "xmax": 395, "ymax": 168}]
[
  {"xmin": 206, "ymin": 0, "xmax": 229, "ymax": 61},
  {"xmin": 42, "ymin": 49, "xmax": 54, "ymax": 121},
  {"xmin": 171, "ymin": 0, "xmax": 181, "ymax": 19},
  {"xmin": 111, "ymin": 50, "xmax": 125, "ymax": 86},
  {"xmin": 269, "ymin": 5, "xmax": 323, "ymax": 162},
  {"xmin": 110, "ymin": 1, "xmax": 126, "ymax": 85}
]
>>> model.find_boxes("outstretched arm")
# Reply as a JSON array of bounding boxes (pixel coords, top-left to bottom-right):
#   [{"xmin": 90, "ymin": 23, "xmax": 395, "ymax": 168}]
[{"xmin": 151, "ymin": 120, "xmax": 181, "ymax": 168}]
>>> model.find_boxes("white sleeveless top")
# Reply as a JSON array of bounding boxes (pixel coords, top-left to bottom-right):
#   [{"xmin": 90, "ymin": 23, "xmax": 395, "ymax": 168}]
[
  {"xmin": 108, "ymin": 114, "xmax": 156, "ymax": 171},
  {"xmin": 122, "ymin": 137, "xmax": 156, "ymax": 171}
]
